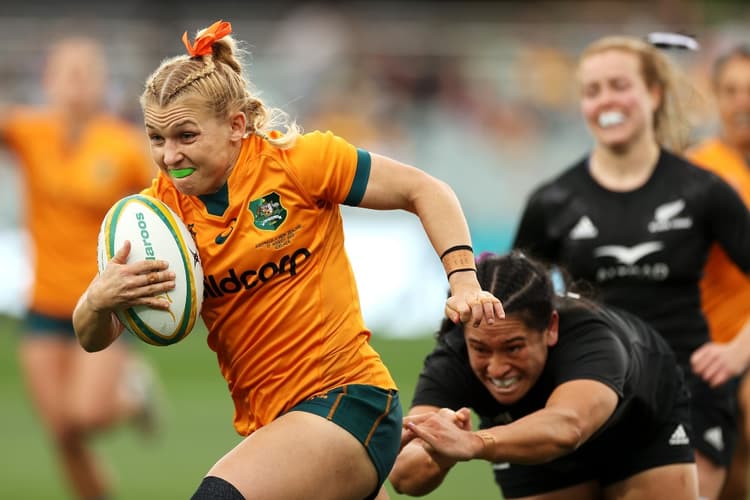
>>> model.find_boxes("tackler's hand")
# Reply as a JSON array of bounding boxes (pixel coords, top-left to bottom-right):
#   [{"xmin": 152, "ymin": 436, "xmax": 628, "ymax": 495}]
[{"xmin": 405, "ymin": 408, "xmax": 482, "ymax": 462}]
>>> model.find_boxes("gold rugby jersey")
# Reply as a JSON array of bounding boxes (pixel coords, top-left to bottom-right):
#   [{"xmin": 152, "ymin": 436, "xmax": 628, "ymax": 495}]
[
  {"xmin": 688, "ymin": 138, "xmax": 750, "ymax": 343},
  {"xmin": 2, "ymin": 107, "xmax": 154, "ymax": 317},
  {"xmin": 143, "ymin": 131, "xmax": 396, "ymax": 435}
]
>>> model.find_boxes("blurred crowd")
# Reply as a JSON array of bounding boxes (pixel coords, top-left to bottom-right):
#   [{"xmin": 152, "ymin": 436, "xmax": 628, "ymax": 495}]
[{"xmin": 1, "ymin": 0, "xmax": 748, "ymax": 334}]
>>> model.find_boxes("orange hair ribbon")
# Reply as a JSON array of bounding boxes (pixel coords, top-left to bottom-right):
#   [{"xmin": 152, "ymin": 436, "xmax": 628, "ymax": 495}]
[{"xmin": 182, "ymin": 20, "xmax": 232, "ymax": 57}]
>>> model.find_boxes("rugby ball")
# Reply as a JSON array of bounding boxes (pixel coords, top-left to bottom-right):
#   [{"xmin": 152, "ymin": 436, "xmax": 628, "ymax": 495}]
[{"xmin": 97, "ymin": 194, "xmax": 204, "ymax": 346}]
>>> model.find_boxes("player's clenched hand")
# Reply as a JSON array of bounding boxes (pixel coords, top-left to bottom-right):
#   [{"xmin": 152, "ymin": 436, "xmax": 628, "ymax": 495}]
[
  {"xmin": 87, "ymin": 240, "xmax": 176, "ymax": 312},
  {"xmin": 445, "ymin": 273, "xmax": 504, "ymax": 327},
  {"xmin": 691, "ymin": 341, "xmax": 746, "ymax": 388}
]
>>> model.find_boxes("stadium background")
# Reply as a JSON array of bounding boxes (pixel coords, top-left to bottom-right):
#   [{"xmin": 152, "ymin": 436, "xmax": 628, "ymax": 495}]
[{"xmin": 0, "ymin": 0, "xmax": 747, "ymax": 498}]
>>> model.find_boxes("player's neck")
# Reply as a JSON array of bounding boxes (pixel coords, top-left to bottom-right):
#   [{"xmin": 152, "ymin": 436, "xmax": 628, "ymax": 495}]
[
  {"xmin": 720, "ymin": 133, "xmax": 750, "ymax": 162},
  {"xmin": 56, "ymin": 107, "xmax": 97, "ymax": 145},
  {"xmin": 589, "ymin": 139, "xmax": 660, "ymax": 192}
]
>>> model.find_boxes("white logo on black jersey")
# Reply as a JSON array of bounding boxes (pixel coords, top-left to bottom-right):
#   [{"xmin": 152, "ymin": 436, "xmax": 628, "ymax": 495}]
[
  {"xmin": 648, "ymin": 199, "xmax": 693, "ymax": 233},
  {"xmin": 492, "ymin": 462, "xmax": 511, "ymax": 470},
  {"xmin": 669, "ymin": 424, "xmax": 690, "ymax": 445},
  {"xmin": 655, "ymin": 199, "xmax": 685, "ymax": 220},
  {"xmin": 594, "ymin": 241, "xmax": 669, "ymax": 282},
  {"xmin": 704, "ymin": 427, "xmax": 724, "ymax": 451},
  {"xmin": 569, "ymin": 215, "xmax": 598, "ymax": 240},
  {"xmin": 594, "ymin": 242, "xmax": 664, "ymax": 265}
]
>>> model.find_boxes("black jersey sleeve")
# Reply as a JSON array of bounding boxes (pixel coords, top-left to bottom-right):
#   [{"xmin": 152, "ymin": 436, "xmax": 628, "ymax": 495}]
[{"xmin": 706, "ymin": 172, "xmax": 750, "ymax": 273}]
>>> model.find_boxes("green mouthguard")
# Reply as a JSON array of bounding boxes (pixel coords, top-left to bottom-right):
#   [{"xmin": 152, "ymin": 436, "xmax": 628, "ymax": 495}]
[{"xmin": 171, "ymin": 168, "xmax": 196, "ymax": 179}]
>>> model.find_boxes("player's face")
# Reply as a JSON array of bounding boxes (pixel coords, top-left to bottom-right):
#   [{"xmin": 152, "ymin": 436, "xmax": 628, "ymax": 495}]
[
  {"xmin": 144, "ymin": 99, "xmax": 246, "ymax": 196},
  {"xmin": 464, "ymin": 312, "xmax": 558, "ymax": 405},
  {"xmin": 715, "ymin": 56, "xmax": 750, "ymax": 149},
  {"xmin": 44, "ymin": 38, "xmax": 106, "ymax": 117},
  {"xmin": 578, "ymin": 49, "xmax": 660, "ymax": 150}
]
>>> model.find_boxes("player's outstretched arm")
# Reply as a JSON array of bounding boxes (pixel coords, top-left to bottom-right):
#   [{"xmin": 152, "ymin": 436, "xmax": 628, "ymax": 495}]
[
  {"xmin": 404, "ymin": 380, "xmax": 617, "ymax": 467},
  {"xmin": 389, "ymin": 406, "xmax": 471, "ymax": 496}
]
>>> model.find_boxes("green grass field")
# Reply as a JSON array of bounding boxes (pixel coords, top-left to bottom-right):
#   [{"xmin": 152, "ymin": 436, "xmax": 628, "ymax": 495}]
[{"xmin": 0, "ymin": 315, "xmax": 499, "ymax": 499}]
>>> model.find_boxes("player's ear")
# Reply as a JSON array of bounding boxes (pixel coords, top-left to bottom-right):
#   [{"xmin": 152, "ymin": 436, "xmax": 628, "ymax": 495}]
[
  {"xmin": 649, "ymin": 84, "xmax": 663, "ymax": 114},
  {"xmin": 545, "ymin": 310, "xmax": 559, "ymax": 346},
  {"xmin": 229, "ymin": 111, "xmax": 246, "ymax": 141}
]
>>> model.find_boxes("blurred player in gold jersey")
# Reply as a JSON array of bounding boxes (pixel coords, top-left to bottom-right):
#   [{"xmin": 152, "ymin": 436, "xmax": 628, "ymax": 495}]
[{"xmin": 0, "ymin": 36, "xmax": 159, "ymax": 499}]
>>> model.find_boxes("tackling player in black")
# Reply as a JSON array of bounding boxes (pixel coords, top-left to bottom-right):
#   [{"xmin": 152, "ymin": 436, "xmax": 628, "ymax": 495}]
[{"xmin": 389, "ymin": 251, "xmax": 697, "ymax": 499}]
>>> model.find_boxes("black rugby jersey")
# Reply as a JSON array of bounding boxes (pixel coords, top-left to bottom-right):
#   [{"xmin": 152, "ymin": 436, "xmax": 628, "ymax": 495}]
[
  {"xmin": 512, "ymin": 149, "xmax": 750, "ymax": 363},
  {"xmin": 412, "ymin": 304, "xmax": 683, "ymax": 438}
]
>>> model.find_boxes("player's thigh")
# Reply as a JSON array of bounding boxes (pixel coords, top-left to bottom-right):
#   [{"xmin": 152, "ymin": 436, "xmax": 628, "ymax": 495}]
[
  {"xmin": 686, "ymin": 372, "xmax": 737, "ymax": 468},
  {"xmin": 207, "ymin": 410, "xmax": 378, "ymax": 500},
  {"xmin": 737, "ymin": 370, "xmax": 750, "ymax": 437},
  {"xmin": 67, "ymin": 339, "xmax": 129, "ymax": 424},
  {"xmin": 694, "ymin": 449, "xmax": 726, "ymax": 500},
  {"xmin": 604, "ymin": 463, "xmax": 698, "ymax": 500},
  {"xmin": 18, "ymin": 334, "xmax": 72, "ymax": 430}
]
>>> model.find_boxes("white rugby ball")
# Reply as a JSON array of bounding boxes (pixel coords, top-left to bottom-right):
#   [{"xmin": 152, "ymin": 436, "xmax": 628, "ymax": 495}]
[{"xmin": 97, "ymin": 194, "xmax": 204, "ymax": 346}]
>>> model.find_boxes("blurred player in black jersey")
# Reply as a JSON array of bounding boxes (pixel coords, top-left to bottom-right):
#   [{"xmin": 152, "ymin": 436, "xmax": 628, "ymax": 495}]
[
  {"xmin": 512, "ymin": 35, "xmax": 750, "ymax": 499},
  {"xmin": 389, "ymin": 251, "xmax": 698, "ymax": 499}
]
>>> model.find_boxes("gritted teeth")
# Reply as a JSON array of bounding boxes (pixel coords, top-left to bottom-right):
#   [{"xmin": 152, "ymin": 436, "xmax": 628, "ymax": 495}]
[
  {"xmin": 598, "ymin": 111, "xmax": 625, "ymax": 128},
  {"xmin": 490, "ymin": 376, "xmax": 518, "ymax": 388}
]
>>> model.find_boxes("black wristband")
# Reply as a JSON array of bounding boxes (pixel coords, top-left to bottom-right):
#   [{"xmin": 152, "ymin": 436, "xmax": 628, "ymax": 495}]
[
  {"xmin": 440, "ymin": 245, "xmax": 473, "ymax": 260},
  {"xmin": 447, "ymin": 268, "xmax": 477, "ymax": 280}
]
